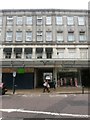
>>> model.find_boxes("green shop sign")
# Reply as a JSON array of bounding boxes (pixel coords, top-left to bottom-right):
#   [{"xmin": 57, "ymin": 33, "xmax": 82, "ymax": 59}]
[{"xmin": 17, "ymin": 68, "xmax": 25, "ymax": 74}]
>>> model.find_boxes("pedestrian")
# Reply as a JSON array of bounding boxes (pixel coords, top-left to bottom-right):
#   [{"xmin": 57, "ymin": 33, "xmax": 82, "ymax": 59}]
[
  {"xmin": 43, "ymin": 80, "xmax": 50, "ymax": 93},
  {"xmin": 53, "ymin": 78, "xmax": 56, "ymax": 89}
]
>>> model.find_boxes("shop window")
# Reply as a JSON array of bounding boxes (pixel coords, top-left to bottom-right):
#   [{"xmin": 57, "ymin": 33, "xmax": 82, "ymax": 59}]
[{"xmin": 5, "ymin": 53, "xmax": 11, "ymax": 59}]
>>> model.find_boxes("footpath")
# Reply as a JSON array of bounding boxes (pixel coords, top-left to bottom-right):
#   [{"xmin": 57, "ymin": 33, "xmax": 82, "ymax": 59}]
[{"xmin": 6, "ymin": 87, "xmax": 89, "ymax": 95}]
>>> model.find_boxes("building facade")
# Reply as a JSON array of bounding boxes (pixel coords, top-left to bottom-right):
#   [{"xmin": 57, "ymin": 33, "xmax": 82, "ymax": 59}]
[{"xmin": 0, "ymin": 9, "xmax": 89, "ymax": 89}]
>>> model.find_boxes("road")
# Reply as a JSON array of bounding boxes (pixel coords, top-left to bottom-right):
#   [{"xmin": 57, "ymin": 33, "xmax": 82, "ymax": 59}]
[{"xmin": 0, "ymin": 93, "xmax": 89, "ymax": 120}]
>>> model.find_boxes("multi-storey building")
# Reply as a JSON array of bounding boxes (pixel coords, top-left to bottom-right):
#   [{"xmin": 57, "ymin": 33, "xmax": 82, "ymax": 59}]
[{"xmin": 0, "ymin": 9, "xmax": 89, "ymax": 89}]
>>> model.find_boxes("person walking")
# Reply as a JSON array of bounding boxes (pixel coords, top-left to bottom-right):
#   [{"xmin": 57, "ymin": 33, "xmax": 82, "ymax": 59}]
[
  {"xmin": 53, "ymin": 78, "xmax": 56, "ymax": 90},
  {"xmin": 43, "ymin": 80, "xmax": 50, "ymax": 93}
]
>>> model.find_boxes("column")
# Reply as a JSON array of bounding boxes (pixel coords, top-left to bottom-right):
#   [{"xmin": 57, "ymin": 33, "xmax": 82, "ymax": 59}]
[
  {"xmin": 53, "ymin": 67, "xmax": 57, "ymax": 87},
  {"xmin": 32, "ymin": 48, "xmax": 36, "ymax": 59}
]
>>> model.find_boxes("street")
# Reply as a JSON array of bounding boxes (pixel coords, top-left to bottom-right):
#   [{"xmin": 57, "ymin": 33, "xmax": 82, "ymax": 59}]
[{"xmin": 0, "ymin": 93, "xmax": 89, "ymax": 120}]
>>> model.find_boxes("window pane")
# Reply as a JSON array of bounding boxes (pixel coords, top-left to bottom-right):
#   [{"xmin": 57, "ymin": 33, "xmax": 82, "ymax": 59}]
[
  {"xmin": 68, "ymin": 32, "xmax": 74, "ymax": 42},
  {"xmin": 57, "ymin": 32, "xmax": 63, "ymax": 42},
  {"xmin": 37, "ymin": 16, "xmax": 42, "ymax": 25},
  {"xmin": 6, "ymin": 31, "xmax": 13, "ymax": 42},
  {"xmin": 5, "ymin": 53, "xmax": 11, "ymax": 59},
  {"xmin": 15, "ymin": 53, "xmax": 22, "ymax": 58},
  {"xmin": 26, "ymin": 17, "xmax": 32, "ymax": 25},
  {"xmin": 25, "ymin": 53, "xmax": 32, "ymax": 59},
  {"xmin": 16, "ymin": 31, "xmax": 22, "ymax": 41},
  {"xmin": 56, "ymin": 16, "xmax": 63, "ymax": 25},
  {"xmin": 37, "ymin": 31, "xmax": 42, "ymax": 41},
  {"xmin": 46, "ymin": 32, "xmax": 52, "ymax": 41},
  {"xmin": 26, "ymin": 31, "xmax": 32, "ymax": 41},
  {"xmin": 78, "ymin": 17, "xmax": 85, "ymax": 25},
  {"xmin": 79, "ymin": 32, "xmax": 86, "ymax": 42},
  {"xmin": 7, "ymin": 16, "xmax": 13, "ymax": 26},
  {"xmin": 16, "ymin": 17, "xmax": 22, "ymax": 25},
  {"xmin": 67, "ymin": 17, "xmax": 74, "ymax": 25},
  {"xmin": 46, "ymin": 17, "xmax": 51, "ymax": 25}
]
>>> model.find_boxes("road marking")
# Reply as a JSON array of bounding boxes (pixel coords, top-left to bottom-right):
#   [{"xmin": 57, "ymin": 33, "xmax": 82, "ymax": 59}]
[
  {"xmin": 49, "ymin": 94, "xmax": 67, "ymax": 97},
  {"xmin": 0, "ymin": 109, "xmax": 89, "ymax": 118},
  {"xmin": 21, "ymin": 94, "xmax": 41, "ymax": 97}
]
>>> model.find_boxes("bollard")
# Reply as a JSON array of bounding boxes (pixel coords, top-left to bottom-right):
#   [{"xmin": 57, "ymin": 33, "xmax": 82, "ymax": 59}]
[{"xmin": 82, "ymin": 85, "xmax": 84, "ymax": 94}]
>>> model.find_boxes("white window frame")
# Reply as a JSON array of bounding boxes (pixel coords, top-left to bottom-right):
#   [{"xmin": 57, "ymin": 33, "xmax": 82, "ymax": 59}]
[
  {"xmin": 26, "ymin": 16, "xmax": 32, "ymax": 25},
  {"xmin": 26, "ymin": 31, "xmax": 32, "ymax": 42},
  {"xmin": 56, "ymin": 16, "xmax": 63, "ymax": 25},
  {"xmin": 16, "ymin": 31, "xmax": 22, "ymax": 42},
  {"xmin": 16, "ymin": 16, "xmax": 23, "ymax": 25},
  {"xmin": 46, "ymin": 16, "xmax": 51, "ymax": 25},
  {"xmin": 46, "ymin": 31, "xmax": 52, "ymax": 41},
  {"xmin": 6, "ymin": 31, "xmax": 13, "ymax": 42},
  {"xmin": 79, "ymin": 32, "xmax": 86, "ymax": 42},
  {"xmin": 37, "ymin": 31, "xmax": 43, "ymax": 41},
  {"xmin": 57, "ymin": 31, "xmax": 63, "ymax": 42},
  {"xmin": 37, "ymin": 16, "xmax": 42, "ymax": 25},
  {"xmin": 78, "ymin": 17, "xmax": 85, "ymax": 26},
  {"xmin": 67, "ymin": 17, "xmax": 74, "ymax": 25},
  {"xmin": 68, "ymin": 32, "xmax": 74, "ymax": 42},
  {"xmin": 7, "ymin": 16, "xmax": 13, "ymax": 26}
]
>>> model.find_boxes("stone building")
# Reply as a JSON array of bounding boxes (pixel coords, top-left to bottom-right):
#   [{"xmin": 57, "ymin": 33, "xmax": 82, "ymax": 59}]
[{"xmin": 0, "ymin": 9, "xmax": 89, "ymax": 89}]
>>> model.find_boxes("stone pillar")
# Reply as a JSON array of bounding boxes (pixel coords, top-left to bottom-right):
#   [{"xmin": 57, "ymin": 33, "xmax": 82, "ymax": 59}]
[
  {"xmin": 32, "ymin": 48, "xmax": 36, "ymax": 59},
  {"xmin": 53, "ymin": 67, "xmax": 57, "ymax": 87}
]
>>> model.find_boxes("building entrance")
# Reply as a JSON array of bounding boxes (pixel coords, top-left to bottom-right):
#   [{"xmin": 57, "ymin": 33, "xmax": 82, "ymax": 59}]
[{"xmin": 36, "ymin": 68, "xmax": 53, "ymax": 88}]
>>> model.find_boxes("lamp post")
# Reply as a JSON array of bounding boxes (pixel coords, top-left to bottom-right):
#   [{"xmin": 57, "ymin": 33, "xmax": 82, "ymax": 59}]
[{"xmin": 12, "ymin": 71, "xmax": 16, "ymax": 94}]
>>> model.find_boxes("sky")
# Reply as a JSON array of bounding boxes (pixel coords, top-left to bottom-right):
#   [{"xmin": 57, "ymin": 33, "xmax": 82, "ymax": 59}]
[{"xmin": 0, "ymin": 0, "xmax": 89, "ymax": 10}]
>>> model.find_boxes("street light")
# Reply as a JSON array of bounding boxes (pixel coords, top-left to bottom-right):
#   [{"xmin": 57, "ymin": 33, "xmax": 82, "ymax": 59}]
[{"xmin": 12, "ymin": 71, "xmax": 16, "ymax": 94}]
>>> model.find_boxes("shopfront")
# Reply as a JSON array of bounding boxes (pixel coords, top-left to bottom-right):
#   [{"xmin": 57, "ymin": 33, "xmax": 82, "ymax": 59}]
[{"xmin": 57, "ymin": 68, "xmax": 81, "ymax": 87}]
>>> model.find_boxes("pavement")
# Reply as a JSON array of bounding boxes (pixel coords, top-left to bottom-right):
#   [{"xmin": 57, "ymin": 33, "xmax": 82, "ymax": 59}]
[{"xmin": 6, "ymin": 87, "xmax": 89, "ymax": 95}]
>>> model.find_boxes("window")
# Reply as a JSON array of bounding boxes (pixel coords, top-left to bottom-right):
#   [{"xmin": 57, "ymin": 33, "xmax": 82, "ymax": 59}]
[
  {"xmin": 0, "ymin": 17, "xmax": 2, "ymax": 26},
  {"xmin": 16, "ymin": 31, "xmax": 22, "ymax": 42},
  {"xmin": 80, "ymin": 49, "xmax": 88, "ymax": 59},
  {"xmin": 37, "ymin": 31, "xmax": 43, "ymax": 41},
  {"xmin": 15, "ymin": 53, "xmax": 22, "ymax": 58},
  {"xmin": 68, "ymin": 32, "xmax": 74, "ymax": 42},
  {"xmin": 78, "ymin": 17, "xmax": 85, "ymax": 25},
  {"xmin": 26, "ymin": 16, "xmax": 32, "ymax": 25},
  {"xmin": 56, "ymin": 16, "xmax": 63, "ymax": 25},
  {"xmin": 16, "ymin": 17, "xmax": 22, "ymax": 25},
  {"xmin": 79, "ymin": 32, "xmax": 86, "ymax": 42},
  {"xmin": 46, "ymin": 53, "xmax": 52, "ymax": 59},
  {"xmin": 57, "ymin": 31, "xmax": 63, "ymax": 42},
  {"xmin": 68, "ymin": 49, "xmax": 76, "ymax": 59},
  {"xmin": 5, "ymin": 53, "xmax": 11, "ymax": 59},
  {"xmin": 46, "ymin": 16, "xmax": 51, "ymax": 25},
  {"xmin": 26, "ymin": 31, "xmax": 32, "ymax": 41},
  {"xmin": 6, "ymin": 31, "xmax": 13, "ymax": 42},
  {"xmin": 25, "ymin": 53, "xmax": 32, "ymax": 59},
  {"xmin": 36, "ymin": 53, "xmax": 42, "ymax": 59},
  {"xmin": 46, "ymin": 31, "xmax": 52, "ymax": 41},
  {"xmin": 37, "ymin": 16, "xmax": 42, "ymax": 25},
  {"xmin": 67, "ymin": 17, "xmax": 74, "ymax": 25},
  {"xmin": 6, "ymin": 16, "xmax": 13, "ymax": 26}
]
